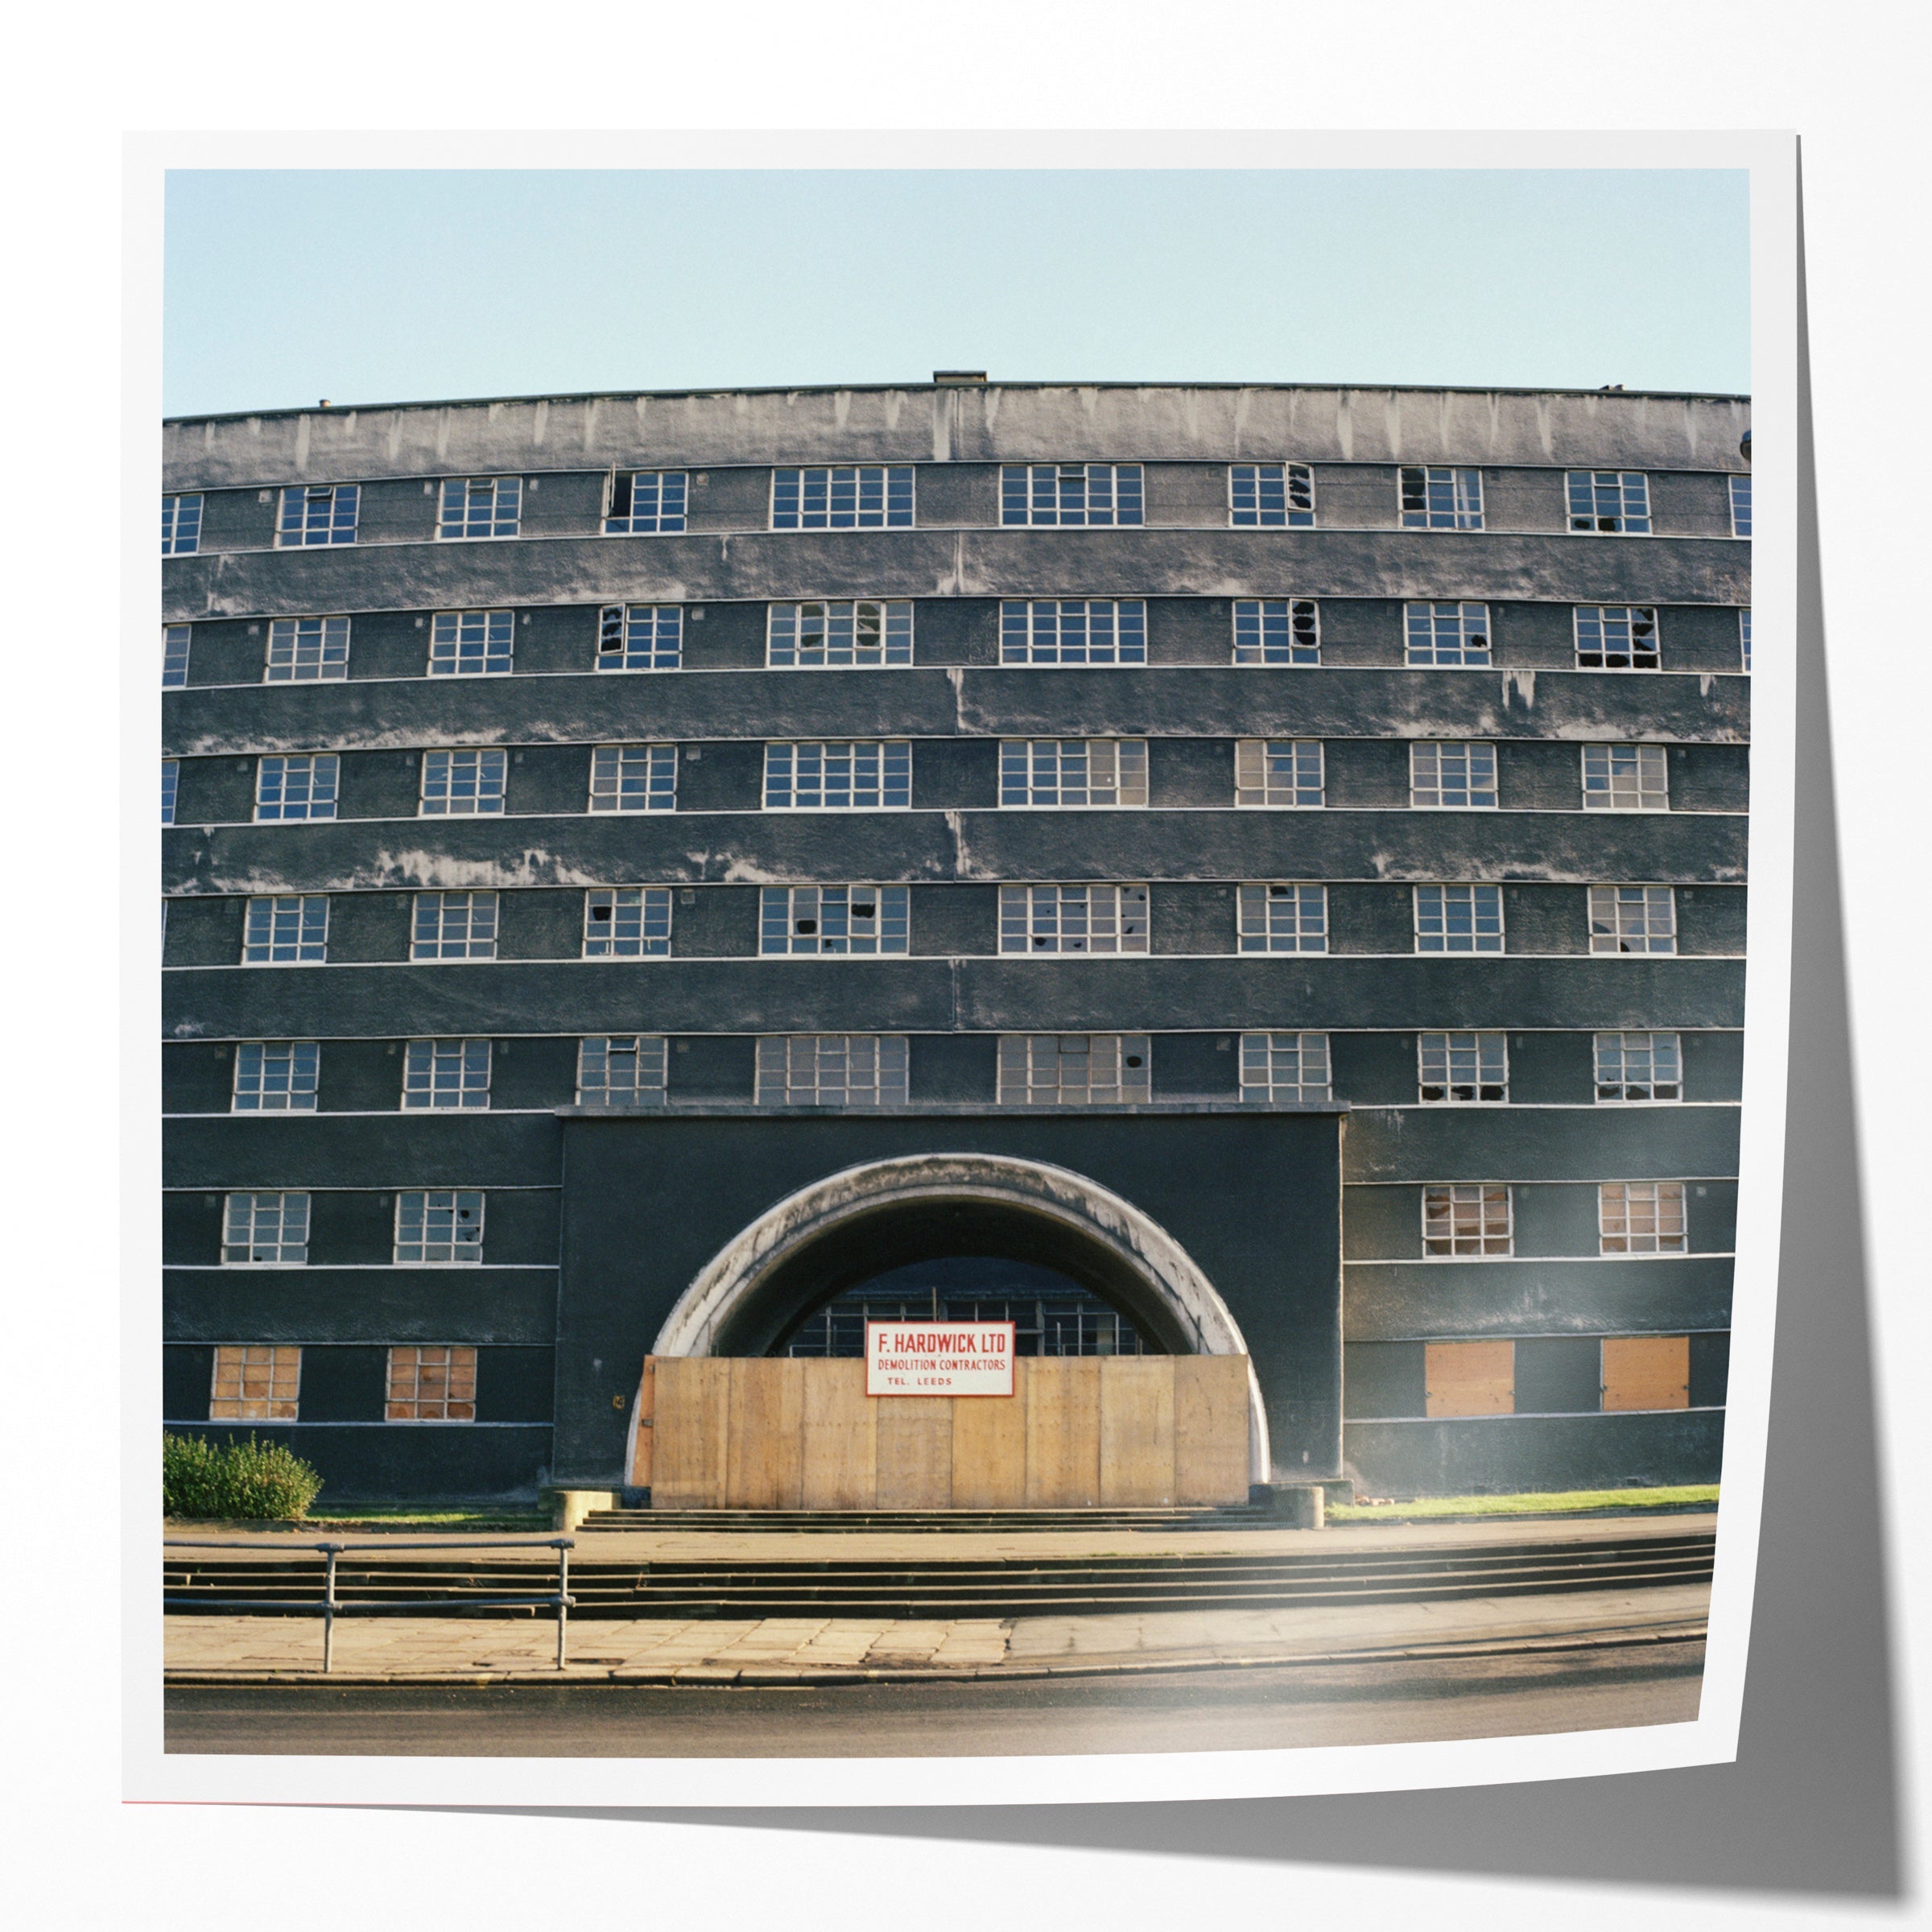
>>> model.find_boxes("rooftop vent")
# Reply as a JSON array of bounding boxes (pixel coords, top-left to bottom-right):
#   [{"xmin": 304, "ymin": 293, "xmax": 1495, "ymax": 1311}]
[{"xmin": 934, "ymin": 370, "xmax": 988, "ymax": 386}]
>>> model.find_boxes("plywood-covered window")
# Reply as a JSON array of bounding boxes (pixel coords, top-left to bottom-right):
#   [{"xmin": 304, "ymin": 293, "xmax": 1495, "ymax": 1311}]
[
  {"xmin": 1424, "ymin": 1340, "xmax": 1514, "ymax": 1416},
  {"xmin": 386, "ymin": 1345, "xmax": 477, "ymax": 1422},
  {"xmin": 1601, "ymin": 1335, "xmax": 1690, "ymax": 1412},
  {"xmin": 209, "ymin": 1345, "xmax": 300, "ymax": 1420}
]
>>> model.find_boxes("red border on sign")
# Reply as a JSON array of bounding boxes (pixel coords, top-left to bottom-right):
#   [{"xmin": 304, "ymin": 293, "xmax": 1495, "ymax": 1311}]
[{"xmin": 863, "ymin": 1319, "xmax": 1018, "ymax": 1397}]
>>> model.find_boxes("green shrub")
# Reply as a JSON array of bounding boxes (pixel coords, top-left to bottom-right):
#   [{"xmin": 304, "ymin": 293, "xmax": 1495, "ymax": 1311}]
[{"xmin": 163, "ymin": 1432, "xmax": 324, "ymax": 1521}]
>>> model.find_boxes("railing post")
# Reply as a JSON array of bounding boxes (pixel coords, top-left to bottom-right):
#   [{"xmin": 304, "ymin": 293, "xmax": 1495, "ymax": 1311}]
[
  {"xmin": 555, "ymin": 1540, "xmax": 572, "ymax": 1670},
  {"xmin": 320, "ymin": 1543, "xmax": 341, "ymax": 1674}
]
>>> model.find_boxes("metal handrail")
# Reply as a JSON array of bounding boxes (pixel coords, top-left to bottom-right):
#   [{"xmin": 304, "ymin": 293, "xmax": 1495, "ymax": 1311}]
[{"xmin": 164, "ymin": 1536, "xmax": 576, "ymax": 1672}]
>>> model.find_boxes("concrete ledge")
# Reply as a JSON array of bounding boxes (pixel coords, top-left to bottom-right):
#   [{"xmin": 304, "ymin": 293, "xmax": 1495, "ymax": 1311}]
[{"xmin": 541, "ymin": 1488, "xmax": 617, "ymax": 1533}]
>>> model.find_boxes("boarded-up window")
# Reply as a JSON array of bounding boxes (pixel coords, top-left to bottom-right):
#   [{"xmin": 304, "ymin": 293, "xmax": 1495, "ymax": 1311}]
[
  {"xmin": 209, "ymin": 1345, "xmax": 301, "ymax": 1420},
  {"xmin": 1424, "ymin": 1340, "xmax": 1514, "ymax": 1417},
  {"xmin": 1601, "ymin": 1335, "xmax": 1690, "ymax": 1412},
  {"xmin": 386, "ymin": 1345, "xmax": 478, "ymax": 1422}
]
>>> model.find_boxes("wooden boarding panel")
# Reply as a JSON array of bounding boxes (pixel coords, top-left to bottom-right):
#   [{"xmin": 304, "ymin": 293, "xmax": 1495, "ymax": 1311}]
[
  {"xmin": 1425, "ymin": 1340, "xmax": 1515, "ymax": 1417},
  {"xmin": 627, "ymin": 1356, "xmax": 658, "ymax": 1489},
  {"xmin": 1026, "ymin": 1357, "xmax": 1102, "ymax": 1507},
  {"xmin": 650, "ymin": 1358, "xmax": 733, "ymax": 1509},
  {"xmin": 949, "ymin": 1370, "xmax": 1029, "ymax": 1509},
  {"xmin": 875, "ymin": 1397, "xmax": 954, "ymax": 1508},
  {"xmin": 1099, "ymin": 1357, "xmax": 1176, "ymax": 1506},
  {"xmin": 724, "ymin": 1357, "xmax": 806, "ymax": 1509},
  {"xmin": 1602, "ymin": 1335, "xmax": 1690, "ymax": 1412},
  {"xmin": 799, "ymin": 1360, "xmax": 877, "ymax": 1509},
  {"xmin": 1172, "ymin": 1355, "xmax": 1252, "ymax": 1505}
]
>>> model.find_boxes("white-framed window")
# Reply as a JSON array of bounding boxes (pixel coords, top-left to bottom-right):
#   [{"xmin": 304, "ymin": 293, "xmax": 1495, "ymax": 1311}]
[
  {"xmin": 576, "ymin": 1035, "xmax": 669, "ymax": 1105},
  {"xmin": 1000, "ymin": 738, "xmax": 1147, "ymax": 808},
  {"xmin": 760, "ymin": 886, "xmax": 910, "ymax": 955},
  {"xmin": 1236, "ymin": 739, "xmax": 1324, "ymax": 808},
  {"xmin": 163, "ymin": 624, "xmax": 192, "ymax": 687},
  {"xmin": 1582, "ymin": 743, "xmax": 1670, "ymax": 811},
  {"xmin": 437, "ymin": 476, "xmax": 521, "ymax": 539},
  {"xmin": 162, "ymin": 761, "xmax": 179, "ymax": 826},
  {"xmin": 1600, "ymin": 1181, "xmax": 1688, "ymax": 1255},
  {"xmin": 1567, "ymin": 470, "xmax": 1652, "ymax": 534},
  {"xmin": 999, "ymin": 884, "xmax": 1149, "ymax": 955},
  {"xmin": 1410, "ymin": 741, "xmax": 1497, "ymax": 810},
  {"xmin": 221, "ymin": 1191, "xmax": 309, "ymax": 1265},
  {"xmin": 1236, "ymin": 882, "xmax": 1328, "ymax": 953},
  {"xmin": 588, "ymin": 743, "xmax": 678, "ymax": 812},
  {"xmin": 1228, "ymin": 463, "xmax": 1314, "ymax": 527},
  {"xmin": 1418, "ymin": 1030, "xmax": 1509, "ymax": 1103},
  {"xmin": 1589, "ymin": 885, "xmax": 1677, "ymax": 955},
  {"xmin": 1399, "ymin": 466, "xmax": 1483, "ymax": 530},
  {"xmin": 277, "ymin": 483, "xmax": 358, "ymax": 547},
  {"xmin": 1239, "ymin": 1031, "xmax": 1331, "ymax": 1102},
  {"xmin": 1729, "ymin": 474, "xmax": 1752, "ymax": 539},
  {"xmin": 1405, "ymin": 601, "xmax": 1491, "ymax": 667},
  {"xmin": 1001, "ymin": 600, "xmax": 1146, "ymax": 665},
  {"xmin": 1000, "ymin": 464, "xmax": 1143, "ymax": 526},
  {"xmin": 1414, "ymin": 883, "xmax": 1505, "ymax": 953},
  {"xmin": 767, "ymin": 600, "xmax": 913, "ymax": 667},
  {"xmin": 1740, "ymin": 609, "xmax": 1752, "ymax": 672},
  {"xmin": 410, "ymin": 891, "xmax": 498, "ymax": 961},
  {"xmin": 1595, "ymin": 1030, "xmax": 1683, "ymax": 1104},
  {"xmin": 419, "ymin": 747, "xmax": 507, "ymax": 816},
  {"xmin": 997, "ymin": 1034, "xmax": 1151, "ymax": 1104},
  {"xmin": 401, "ymin": 1038, "xmax": 492, "ymax": 1109},
  {"xmin": 254, "ymin": 753, "xmax": 339, "ymax": 823},
  {"xmin": 605, "ymin": 470, "xmax": 688, "ymax": 535},
  {"xmin": 597, "ymin": 604, "xmax": 683, "ymax": 671},
  {"xmin": 232, "ymin": 1041, "xmax": 320, "ymax": 1113},
  {"xmin": 584, "ymin": 888, "xmax": 672, "ymax": 958},
  {"xmin": 265, "ymin": 615, "xmax": 352, "ymax": 683},
  {"xmin": 1232, "ymin": 599, "xmax": 1319, "ymax": 665},
  {"xmin": 394, "ymin": 1190, "xmax": 485, "ymax": 1265},
  {"xmin": 242, "ymin": 894, "xmax": 328, "ymax": 964},
  {"xmin": 763, "ymin": 741, "xmax": 910, "ymax": 811},
  {"xmin": 162, "ymin": 493, "xmax": 203, "ymax": 555},
  {"xmin": 1422, "ymin": 1184, "xmax": 1513, "ymax": 1257},
  {"xmin": 429, "ymin": 609, "xmax": 514, "ymax": 676},
  {"xmin": 755, "ymin": 1034, "xmax": 910, "ymax": 1106},
  {"xmin": 1575, "ymin": 605, "xmax": 1660, "ymax": 670},
  {"xmin": 772, "ymin": 466, "xmax": 914, "ymax": 529},
  {"xmin": 209, "ymin": 1345, "xmax": 301, "ymax": 1421},
  {"xmin": 386, "ymin": 1345, "xmax": 478, "ymax": 1422}
]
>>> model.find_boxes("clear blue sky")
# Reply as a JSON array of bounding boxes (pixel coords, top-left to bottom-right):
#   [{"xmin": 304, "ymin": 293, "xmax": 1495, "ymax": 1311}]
[{"xmin": 163, "ymin": 170, "xmax": 1748, "ymax": 416}]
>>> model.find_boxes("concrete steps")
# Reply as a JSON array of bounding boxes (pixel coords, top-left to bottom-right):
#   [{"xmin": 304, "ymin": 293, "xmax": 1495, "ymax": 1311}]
[{"xmin": 574, "ymin": 1505, "xmax": 1279, "ymax": 1534}]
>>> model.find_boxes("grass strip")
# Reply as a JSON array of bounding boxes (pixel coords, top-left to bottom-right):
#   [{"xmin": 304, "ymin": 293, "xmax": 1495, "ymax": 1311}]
[{"xmin": 1330, "ymin": 1484, "xmax": 1718, "ymax": 1521}]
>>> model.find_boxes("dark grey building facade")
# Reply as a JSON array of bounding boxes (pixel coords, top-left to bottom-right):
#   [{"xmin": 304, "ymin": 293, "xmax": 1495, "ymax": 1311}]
[{"xmin": 160, "ymin": 378, "xmax": 1749, "ymax": 1501}]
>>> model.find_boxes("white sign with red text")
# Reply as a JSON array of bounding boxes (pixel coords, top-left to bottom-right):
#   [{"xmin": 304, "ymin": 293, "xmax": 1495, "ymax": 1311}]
[{"xmin": 864, "ymin": 1320, "xmax": 1017, "ymax": 1397}]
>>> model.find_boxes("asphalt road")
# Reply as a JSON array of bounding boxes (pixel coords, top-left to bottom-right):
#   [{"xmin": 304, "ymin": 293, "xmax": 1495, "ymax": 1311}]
[{"xmin": 165, "ymin": 1640, "xmax": 1704, "ymax": 1757}]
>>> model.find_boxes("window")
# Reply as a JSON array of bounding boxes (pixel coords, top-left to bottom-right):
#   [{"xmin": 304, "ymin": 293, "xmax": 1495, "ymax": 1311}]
[
  {"xmin": 1602, "ymin": 1335, "xmax": 1691, "ymax": 1412},
  {"xmin": 1740, "ymin": 609, "xmax": 1752, "ymax": 672},
  {"xmin": 265, "ymin": 616, "xmax": 351, "ymax": 683},
  {"xmin": 221, "ymin": 1191, "xmax": 309, "ymax": 1265},
  {"xmin": 1399, "ymin": 466, "xmax": 1483, "ymax": 530},
  {"xmin": 161, "ymin": 493, "xmax": 203, "ymax": 555},
  {"xmin": 1239, "ymin": 1032, "xmax": 1331, "ymax": 1102},
  {"xmin": 1000, "ymin": 464, "xmax": 1142, "ymax": 526},
  {"xmin": 394, "ymin": 1190, "xmax": 485, "ymax": 1264},
  {"xmin": 1414, "ymin": 884, "xmax": 1505, "ymax": 953},
  {"xmin": 576, "ymin": 1035, "xmax": 667, "ymax": 1105},
  {"xmin": 419, "ymin": 748, "xmax": 507, "ymax": 815},
  {"xmin": 1000, "ymin": 884, "xmax": 1148, "ymax": 955},
  {"xmin": 401, "ymin": 1038, "xmax": 492, "ymax": 1109},
  {"xmin": 760, "ymin": 885, "xmax": 909, "ymax": 955},
  {"xmin": 1729, "ymin": 474, "xmax": 1752, "ymax": 539},
  {"xmin": 588, "ymin": 744, "xmax": 678, "ymax": 812},
  {"xmin": 1000, "ymin": 739, "xmax": 1147, "ymax": 808},
  {"xmin": 763, "ymin": 741, "xmax": 910, "ymax": 811},
  {"xmin": 1567, "ymin": 470, "xmax": 1652, "ymax": 534},
  {"xmin": 254, "ymin": 753, "xmax": 339, "ymax": 823},
  {"xmin": 772, "ymin": 466, "xmax": 914, "ymax": 529},
  {"xmin": 1594, "ymin": 1030, "xmax": 1682, "ymax": 1103},
  {"xmin": 163, "ymin": 624, "xmax": 192, "ymax": 687},
  {"xmin": 232, "ymin": 1041, "xmax": 320, "ymax": 1112},
  {"xmin": 437, "ymin": 476, "xmax": 520, "ymax": 539},
  {"xmin": 605, "ymin": 470, "xmax": 687, "ymax": 535},
  {"xmin": 1001, "ymin": 600, "xmax": 1146, "ymax": 665},
  {"xmin": 277, "ymin": 483, "xmax": 358, "ymax": 547},
  {"xmin": 597, "ymin": 604, "xmax": 683, "ymax": 671},
  {"xmin": 242, "ymin": 894, "xmax": 328, "ymax": 964},
  {"xmin": 1582, "ymin": 743, "xmax": 1670, "ymax": 811},
  {"xmin": 1418, "ymin": 1030, "xmax": 1509, "ymax": 1103},
  {"xmin": 429, "ymin": 609, "xmax": 514, "ymax": 676},
  {"xmin": 1235, "ymin": 739, "xmax": 1323, "ymax": 807},
  {"xmin": 161, "ymin": 761, "xmax": 178, "ymax": 826},
  {"xmin": 998, "ymin": 1034, "xmax": 1151, "ymax": 1104},
  {"xmin": 209, "ymin": 1345, "xmax": 300, "ymax": 1420},
  {"xmin": 1425, "ymin": 1340, "xmax": 1516, "ymax": 1417},
  {"xmin": 1600, "ymin": 1182, "xmax": 1689, "ymax": 1255},
  {"xmin": 755, "ymin": 1035, "xmax": 909, "ymax": 1106},
  {"xmin": 1422, "ymin": 1183, "xmax": 1513, "ymax": 1257},
  {"xmin": 386, "ymin": 1345, "xmax": 477, "ymax": 1422},
  {"xmin": 1575, "ymin": 605, "xmax": 1660, "ymax": 670},
  {"xmin": 584, "ymin": 888, "xmax": 672, "ymax": 958},
  {"xmin": 1229, "ymin": 463, "xmax": 1314, "ymax": 527},
  {"xmin": 1589, "ymin": 885, "xmax": 1677, "ymax": 955},
  {"xmin": 1405, "ymin": 601, "xmax": 1491, "ymax": 667},
  {"xmin": 1232, "ymin": 599, "xmax": 1319, "ymax": 665},
  {"xmin": 1409, "ymin": 741, "xmax": 1496, "ymax": 810},
  {"xmin": 410, "ymin": 892, "xmax": 497, "ymax": 961},
  {"xmin": 1236, "ymin": 882, "xmax": 1327, "ymax": 953},
  {"xmin": 767, "ymin": 601, "xmax": 912, "ymax": 667}
]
